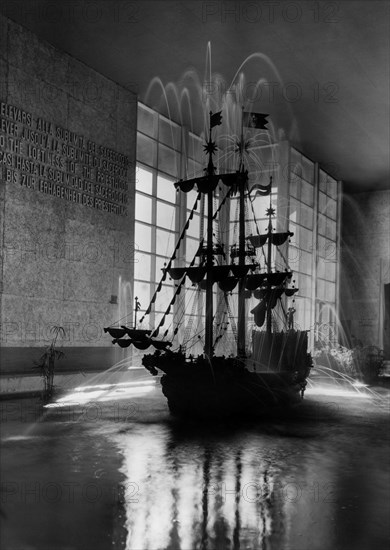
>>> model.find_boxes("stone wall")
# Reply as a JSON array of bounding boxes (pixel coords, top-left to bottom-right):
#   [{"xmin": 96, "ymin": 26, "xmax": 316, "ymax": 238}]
[
  {"xmin": 0, "ymin": 15, "xmax": 137, "ymax": 374},
  {"xmin": 340, "ymin": 189, "xmax": 390, "ymax": 352}
]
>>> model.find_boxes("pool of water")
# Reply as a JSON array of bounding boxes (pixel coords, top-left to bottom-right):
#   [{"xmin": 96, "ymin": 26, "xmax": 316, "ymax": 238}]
[{"xmin": 1, "ymin": 373, "xmax": 389, "ymax": 550}]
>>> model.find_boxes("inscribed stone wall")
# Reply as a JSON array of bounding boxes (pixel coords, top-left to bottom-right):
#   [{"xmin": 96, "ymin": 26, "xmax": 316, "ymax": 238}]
[{"xmin": 0, "ymin": 15, "xmax": 137, "ymax": 372}]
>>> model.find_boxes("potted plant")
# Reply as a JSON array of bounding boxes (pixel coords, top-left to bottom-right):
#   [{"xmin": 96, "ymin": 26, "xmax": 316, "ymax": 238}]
[{"xmin": 33, "ymin": 326, "xmax": 65, "ymax": 400}]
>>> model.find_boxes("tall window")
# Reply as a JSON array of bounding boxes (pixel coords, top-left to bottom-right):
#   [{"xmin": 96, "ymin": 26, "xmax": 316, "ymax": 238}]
[
  {"xmin": 135, "ymin": 103, "xmax": 341, "ymax": 351},
  {"xmin": 288, "ymin": 149, "xmax": 315, "ymax": 334},
  {"xmin": 288, "ymin": 149, "xmax": 340, "ymax": 345},
  {"xmin": 135, "ymin": 104, "xmax": 182, "ymax": 329},
  {"xmin": 316, "ymin": 168, "xmax": 339, "ymax": 344}
]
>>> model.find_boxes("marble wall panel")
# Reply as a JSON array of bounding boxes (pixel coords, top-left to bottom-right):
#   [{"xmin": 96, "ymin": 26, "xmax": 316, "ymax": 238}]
[{"xmin": 1, "ymin": 15, "xmax": 136, "ymax": 367}]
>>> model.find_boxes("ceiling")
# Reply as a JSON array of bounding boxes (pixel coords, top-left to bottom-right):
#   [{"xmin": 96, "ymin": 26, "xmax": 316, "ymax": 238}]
[{"xmin": 1, "ymin": 0, "xmax": 389, "ymax": 192}]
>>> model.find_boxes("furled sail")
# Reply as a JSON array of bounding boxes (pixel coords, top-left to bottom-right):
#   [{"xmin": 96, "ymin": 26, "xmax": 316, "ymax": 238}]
[
  {"xmin": 112, "ymin": 337, "xmax": 172, "ymax": 350},
  {"xmin": 248, "ymin": 232, "xmax": 293, "ymax": 248},
  {"xmin": 245, "ymin": 272, "xmax": 292, "ymax": 290},
  {"xmin": 104, "ymin": 327, "xmax": 152, "ymax": 339},
  {"xmin": 174, "ymin": 171, "xmax": 247, "ymax": 194},
  {"xmin": 167, "ymin": 264, "xmax": 256, "ymax": 285}
]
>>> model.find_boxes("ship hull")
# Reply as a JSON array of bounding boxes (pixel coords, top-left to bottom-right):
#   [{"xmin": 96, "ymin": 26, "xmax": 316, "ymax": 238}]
[
  {"xmin": 143, "ymin": 345, "xmax": 311, "ymax": 419},
  {"xmin": 160, "ymin": 371, "xmax": 303, "ymax": 418}
]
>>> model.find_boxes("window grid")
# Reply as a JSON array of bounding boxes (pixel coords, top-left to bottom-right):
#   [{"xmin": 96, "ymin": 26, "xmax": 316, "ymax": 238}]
[{"xmin": 134, "ymin": 107, "xmax": 340, "ymax": 349}]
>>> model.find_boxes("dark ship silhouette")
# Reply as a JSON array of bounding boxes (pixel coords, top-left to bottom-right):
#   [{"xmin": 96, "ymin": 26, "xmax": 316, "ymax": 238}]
[{"xmin": 105, "ymin": 110, "xmax": 312, "ymax": 418}]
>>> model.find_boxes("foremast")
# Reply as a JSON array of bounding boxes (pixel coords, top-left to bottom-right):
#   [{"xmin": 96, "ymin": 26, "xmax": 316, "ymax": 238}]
[
  {"xmin": 198, "ymin": 109, "xmax": 249, "ymax": 359},
  {"xmin": 237, "ymin": 111, "xmax": 247, "ymax": 358}
]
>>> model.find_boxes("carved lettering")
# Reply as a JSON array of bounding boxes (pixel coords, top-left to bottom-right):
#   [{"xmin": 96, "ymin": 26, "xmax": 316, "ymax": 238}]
[{"xmin": 0, "ymin": 101, "xmax": 130, "ymax": 216}]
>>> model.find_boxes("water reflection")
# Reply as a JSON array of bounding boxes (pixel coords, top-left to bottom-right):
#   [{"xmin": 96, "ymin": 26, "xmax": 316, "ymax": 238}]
[
  {"xmin": 1, "ymin": 382, "xmax": 388, "ymax": 550},
  {"xmin": 114, "ymin": 422, "xmax": 340, "ymax": 550}
]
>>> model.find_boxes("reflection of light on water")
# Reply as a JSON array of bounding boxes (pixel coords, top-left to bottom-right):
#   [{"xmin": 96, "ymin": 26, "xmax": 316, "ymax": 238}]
[
  {"xmin": 44, "ymin": 380, "xmax": 156, "ymax": 408},
  {"xmin": 307, "ymin": 385, "xmax": 371, "ymax": 399},
  {"xmin": 114, "ymin": 432, "xmax": 276, "ymax": 550}
]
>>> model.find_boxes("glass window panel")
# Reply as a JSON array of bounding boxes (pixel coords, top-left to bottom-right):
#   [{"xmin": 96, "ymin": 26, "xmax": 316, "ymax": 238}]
[
  {"xmin": 137, "ymin": 133, "xmax": 157, "ymax": 167},
  {"xmin": 301, "ymin": 155, "xmax": 314, "ymax": 183},
  {"xmin": 296, "ymin": 273, "xmax": 312, "ymax": 297},
  {"xmin": 290, "ymin": 163, "xmax": 303, "ymax": 184},
  {"xmin": 318, "ymin": 235, "xmax": 325, "ymax": 259},
  {"xmin": 157, "ymin": 201, "xmax": 176, "ymax": 230},
  {"xmin": 326, "ymin": 217, "xmax": 337, "ymax": 240},
  {"xmin": 301, "ymin": 180, "xmax": 314, "ymax": 206},
  {"xmin": 188, "ymin": 133, "xmax": 203, "ymax": 162},
  {"xmin": 158, "ymin": 143, "xmax": 180, "ymax": 177},
  {"xmin": 322, "ymin": 281, "xmax": 336, "ymax": 302},
  {"xmin": 288, "ymin": 245, "xmax": 300, "ymax": 270},
  {"xmin": 289, "ymin": 198, "xmax": 300, "ymax": 225},
  {"xmin": 299, "ymin": 226, "xmax": 313, "ymax": 252},
  {"xmin": 135, "ymin": 222, "xmax": 152, "ymax": 252},
  {"xmin": 186, "ymin": 237, "xmax": 200, "ymax": 262},
  {"xmin": 299, "ymin": 250, "xmax": 313, "ymax": 275},
  {"xmin": 317, "ymin": 258, "xmax": 326, "ymax": 279},
  {"xmin": 289, "ymin": 221, "xmax": 297, "ymax": 239},
  {"xmin": 230, "ymin": 197, "xmax": 239, "ymax": 220},
  {"xmin": 157, "ymin": 175, "xmax": 177, "ymax": 203},
  {"xmin": 291, "ymin": 296, "xmax": 310, "ymax": 332},
  {"xmin": 155, "ymin": 255, "xmax": 170, "ymax": 282},
  {"xmin": 325, "ymin": 261, "xmax": 337, "ymax": 282},
  {"xmin": 136, "ymin": 165, "xmax": 153, "ymax": 194},
  {"xmin": 158, "ymin": 117, "xmax": 181, "ymax": 150},
  {"xmin": 318, "ymin": 236, "xmax": 336, "ymax": 262},
  {"xmin": 318, "ymin": 213, "xmax": 327, "ymax": 235},
  {"xmin": 187, "ymin": 159, "xmax": 203, "ymax": 179},
  {"xmin": 187, "ymin": 213, "xmax": 200, "ymax": 238},
  {"xmin": 135, "ymin": 193, "xmax": 152, "ymax": 223},
  {"xmin": 137, "ymin": 106, "xmax": 157, "ymax": 138},
  {"xmin": 289, "ymin": 176, "xmax": 298, "ymax": 198},
  {"xmin": 319, "ymin": 169, "xmax": 328, "ymax": 184},
  {"xmin": 317, "ymin": 279, "xmax": 326, "ymax": 301},
  {"xmin": 156, "ymin": 228, "xmax": 175, "ymax": 255},
  {"xmin": 327, "ymin": 178, "xmax": 338, "ymax": 199},
  {"xmin": 300, "ymin": 203, "xmax": 313, "ymax": 229},
  {"xmin": 327, "ymin": 198, "xmax": 337, "ymax": 220},
  {"xmin": 288, "ymin": 223, "xmax": 298, "ymax": 248},
  {"xmin": 154, "ymin": 285, "xmax": 174, "ymax": 312},
  {"xmin": 133, "ymin": 281, "xmax": 152, "ymax": 312},
  {"xmin": 253, "ymin": 194, "xmax": 272, "ymax": 219},
  {"xmin": 324, "ymin": 238, "xmax": 336, "ymax": 262},
  {"xmin": 318, "ymin": 192, "xmax": 327, "ymax": 214},
  {"xmin": 154, "ymin": 313, "xmax": 174, "ymax": 332},
  {"xmin": 186, "ymin": 189, "xmax": 199, "ymax": 211},
  {"xmin": 134, "ymin": 253, "xmax": 151, "ymax": 281}
]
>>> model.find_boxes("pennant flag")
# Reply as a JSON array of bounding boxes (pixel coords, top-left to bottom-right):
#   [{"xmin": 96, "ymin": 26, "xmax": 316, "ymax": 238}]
[
  {"xmin": 210, "ymin": 111, "xmax": 222, "ymax": 128},
  {"xmin": 249, "ymin": 176, "xmax": 272, "ymax": 198},
  {"xmin": 243, "ymin": 111, "xmax": 269, "ymax": 129},
  {"xmin": 249, "ymin": 181, "xmax": 272, "ymax": 197}
]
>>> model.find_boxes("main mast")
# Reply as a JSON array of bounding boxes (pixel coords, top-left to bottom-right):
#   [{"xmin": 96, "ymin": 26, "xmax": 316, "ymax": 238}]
[
  {"xmin": 204, "ymin": 112, "xmax": 217, "ymax": 358},
  {"xmin": 266, "ymin": 179, "xmax": 274, "ymax": 333}
]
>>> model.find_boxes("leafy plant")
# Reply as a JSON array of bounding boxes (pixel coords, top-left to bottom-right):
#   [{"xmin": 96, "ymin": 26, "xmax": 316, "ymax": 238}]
[
  {"xmin": 313, "ymin": 343, "xmax": 384, "ymax": 382},
  {"xmin": 33, "ymin": 326, "xmax": 65, "ymax": 399}
]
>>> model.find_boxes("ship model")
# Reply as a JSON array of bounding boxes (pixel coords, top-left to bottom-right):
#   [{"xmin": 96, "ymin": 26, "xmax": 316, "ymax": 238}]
[{"xmin": 105, "ymin": 110, "xmax": 312, "ymax": 418}]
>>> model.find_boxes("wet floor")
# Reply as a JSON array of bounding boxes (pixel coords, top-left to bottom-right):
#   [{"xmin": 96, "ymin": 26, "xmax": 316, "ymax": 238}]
[{"xmin": 0, "ymin": 372, "xmax": 389, "ymax": 550}]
